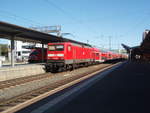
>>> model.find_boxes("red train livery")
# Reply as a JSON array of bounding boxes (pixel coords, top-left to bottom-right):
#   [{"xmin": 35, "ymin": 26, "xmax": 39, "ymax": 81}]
[
  {"xmin": 29, "ymin": 42, "xmax": 127, "ymax": 72},
  {"xmin": 28, "ymin": 48, "xmax": 47, "ymax": 63},
  {"xmin": 45, "ymin": 42, "xmax": 103, "ymax": 72}
]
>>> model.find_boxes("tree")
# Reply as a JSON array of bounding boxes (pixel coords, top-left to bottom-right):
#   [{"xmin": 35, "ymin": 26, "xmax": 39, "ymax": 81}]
[{"xmin": 0, "ymin": 44, "xmax": 8, "ymax": 56}]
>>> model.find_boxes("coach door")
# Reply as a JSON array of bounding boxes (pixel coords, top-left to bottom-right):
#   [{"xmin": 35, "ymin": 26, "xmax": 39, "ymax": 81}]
[
  {"xmin": 73, "ymin": 46, "xmax": 76, "ymax": 63},
  {"xmin": 92, "ymin": 52, "xmax": 95, "ymax": 62},
  {"xmin": 67, "ymin": 45, "xmax": 73, "ymax": 62}
]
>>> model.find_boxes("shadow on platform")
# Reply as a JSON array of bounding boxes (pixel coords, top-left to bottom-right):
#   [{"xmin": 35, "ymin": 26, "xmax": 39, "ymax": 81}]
[{"xmin": 53, "ymin": 61, "xmax": 150, "ymax": 113}]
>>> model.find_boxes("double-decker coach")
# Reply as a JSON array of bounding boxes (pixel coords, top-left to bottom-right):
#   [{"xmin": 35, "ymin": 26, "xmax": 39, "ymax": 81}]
[{"xmin": 92, "ymin": 48, "xmax": 103, "ymax": 63}]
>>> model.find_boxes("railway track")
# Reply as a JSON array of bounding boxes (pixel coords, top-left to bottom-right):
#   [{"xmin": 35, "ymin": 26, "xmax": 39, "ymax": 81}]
[
  {"xmin": 0, "ymin": 63, "xmax": 111, "ymax": 89},
  {"xmin": 0, "ymin": 67, "xmax": 90, "ymax": 89},
  {"xmin": 0, "ymin": 62, "xmax": 121, "ymax": 113},
  {"xmin": 0, "ymin": 73, "xmax": 52, "ymax": 89}
]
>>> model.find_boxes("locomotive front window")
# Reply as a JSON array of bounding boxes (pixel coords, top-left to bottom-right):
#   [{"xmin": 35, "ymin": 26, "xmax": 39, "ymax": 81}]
[
  {"xmin": 48, "ymin": 45, "xmax": 64, "ymax": 51},
  {"xmin": 96, "ymin": 53, "xmax": 99, "ymax": 57},
  {"xmin": 48, "ymin": 46, "xmax": 55, "ymax": 51},
  {"xmin": 56, "ymin": 45, "xmax": 64, "ymax": 51}
]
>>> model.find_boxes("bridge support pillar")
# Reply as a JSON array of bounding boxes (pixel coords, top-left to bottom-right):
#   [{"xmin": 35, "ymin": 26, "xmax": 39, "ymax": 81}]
[{"xmin": 42, "ymin": 43, "xmax": 44, "ymax": 63}]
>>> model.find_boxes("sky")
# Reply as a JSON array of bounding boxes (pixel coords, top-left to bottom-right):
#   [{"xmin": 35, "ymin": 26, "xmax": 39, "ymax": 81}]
[{"xmin": 0, "ymin": 0, "xmax": 150, "ymax": 50}]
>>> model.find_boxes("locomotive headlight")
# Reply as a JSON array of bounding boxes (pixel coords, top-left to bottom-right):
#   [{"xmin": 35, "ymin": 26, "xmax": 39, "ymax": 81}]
[
  {"xmin": 57, "ymin": 54, "xmax": 64, "ymax": 57},
  {"xmin": 48, "ymin": 54, "xmax": 55, "ymax": 57}
]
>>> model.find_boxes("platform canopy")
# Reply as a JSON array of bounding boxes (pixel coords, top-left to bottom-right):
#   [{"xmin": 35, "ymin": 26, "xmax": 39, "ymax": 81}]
[
  {"xmin": 0, "ymin": 21, "xmax": 91, "ymax": 67},
  {"xmin": 0, "ymin": 21, "xmax": 90, "ymax": 46},
  {"xmin": 122, "ymin": 30, "xmax": 150, "ymax": 60},
  {"xmin": 122, "ymin": 30, "xmax": 150, "ymax": 54}
]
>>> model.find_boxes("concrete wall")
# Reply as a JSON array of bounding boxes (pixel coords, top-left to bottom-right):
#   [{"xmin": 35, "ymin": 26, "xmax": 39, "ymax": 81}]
[{"xmin": 0, "ymin": 64, "xmax": 45, "ymax": 81}]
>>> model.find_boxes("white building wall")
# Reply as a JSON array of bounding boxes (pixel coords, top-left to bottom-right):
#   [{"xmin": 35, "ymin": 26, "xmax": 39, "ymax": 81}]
[{"xmin": 13, "ymin": 41, "xmax": 32, "ymax": 62}]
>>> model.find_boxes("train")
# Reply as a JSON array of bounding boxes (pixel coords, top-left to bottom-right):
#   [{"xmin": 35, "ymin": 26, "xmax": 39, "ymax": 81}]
[
  {"xmin": 45, "ymin": 42, "xmax": 127, "ymax": 72},
  {"xmin": 28, "ymin": 42, "xmax": 127, "ymax": 72},
  {"xmin": 28, "ymin": 48, "xmax": 47, "ymax": 63}
]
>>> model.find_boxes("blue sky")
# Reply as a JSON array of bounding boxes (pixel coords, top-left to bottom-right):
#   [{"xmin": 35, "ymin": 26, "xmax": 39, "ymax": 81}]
[{"xmin": 0, "ymin": 0, "xmax": 150, "ymax": 49}]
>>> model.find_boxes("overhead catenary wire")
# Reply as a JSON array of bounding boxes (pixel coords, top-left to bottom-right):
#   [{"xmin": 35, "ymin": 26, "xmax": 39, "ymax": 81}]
[
  {"xmin": 43, "ymin": 0, "xmax": 101, "ymax": 39},
  {"xmin": 0, "ymin": 10, "xmax": 44, "ymax": 27},
  {"xmin": 44, "ymin": 0, "xmax": 82, "ymax": 24}
]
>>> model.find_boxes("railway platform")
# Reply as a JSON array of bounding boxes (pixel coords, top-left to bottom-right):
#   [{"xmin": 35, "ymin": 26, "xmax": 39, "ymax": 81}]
[
  {"xmin": 14, "ymin": 61, "xmax": 150, "ymax": 113},
  {"xmin": 53, "ymin": 61, "xmax": 150, "ymax": 113},
  {"xmin": 0, "ymin": 63, "xmax": 45, "ymax": 81},
  {"xmin": 17, "ymin": 61, "xmax": 150, "ymax": 113}
]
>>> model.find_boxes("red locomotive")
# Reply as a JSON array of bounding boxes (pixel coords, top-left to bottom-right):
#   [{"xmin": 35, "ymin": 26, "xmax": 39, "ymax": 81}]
[{"xmin": 45, "ymin": 42, "xmax": 103, "ymax": 72}]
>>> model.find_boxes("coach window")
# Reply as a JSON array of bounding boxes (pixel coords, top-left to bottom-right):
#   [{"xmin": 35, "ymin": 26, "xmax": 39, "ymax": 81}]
[
  {"xmin": 68, "ymin": 46, "xmax": 71, "ymax": 51},
  {"xmin": 31, "ymin": 51, "xmax": 39, "ymax": 55},
  {"xmin": 48, "ymin": 45, "xmax": 55, "ymax": 51},
  {"xmin": 96, "ymin": 53, "xmax": 99, "ymax": 57}
]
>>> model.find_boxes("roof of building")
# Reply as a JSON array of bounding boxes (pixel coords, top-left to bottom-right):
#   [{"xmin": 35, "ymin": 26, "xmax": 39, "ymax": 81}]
[
  {"xmin": 141, "ymin": 30, "xmax": 150, "ymax": 51},
  {"xmin": 122, "ymin": 30, "xmax": 150, "ymax": 55}
]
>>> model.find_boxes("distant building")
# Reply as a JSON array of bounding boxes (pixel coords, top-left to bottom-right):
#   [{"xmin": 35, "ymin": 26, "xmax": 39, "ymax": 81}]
[
  {"xmin": 11, "ymin": 41, "xmax": 47, "ymax": 62},
  {"xmin": 7, "ymin": 41, "xmax": 33, "ymax": 62},
  {"xmin": 16, "ymin": 41, "xmax": 32, "ymax": 61}
]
